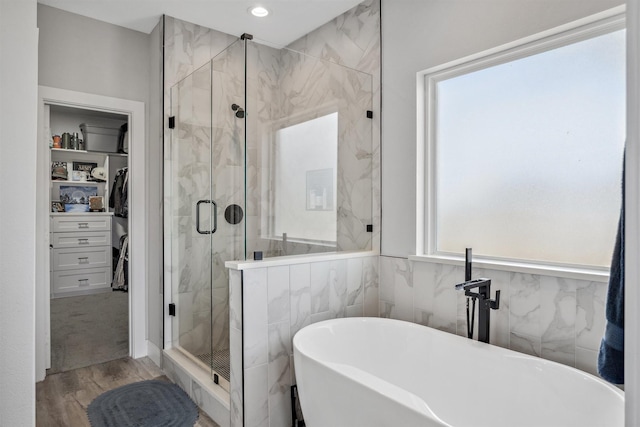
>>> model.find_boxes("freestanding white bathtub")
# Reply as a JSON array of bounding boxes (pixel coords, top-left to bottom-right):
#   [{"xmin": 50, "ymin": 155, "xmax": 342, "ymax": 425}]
[{"xmin": 293, "ymin": 317, "xmax": 624, "ymax": 427}]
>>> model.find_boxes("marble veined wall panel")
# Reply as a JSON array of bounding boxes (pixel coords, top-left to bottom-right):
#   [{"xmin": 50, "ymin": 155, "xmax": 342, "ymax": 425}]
[
  {"xmin": 232, "ymin": 253, "xmax": 379, "ymax": 427},
  {"xmin": 287, "ymin": 0, "xmax": 381, "ymax": 253},
  {"xmin": 246, "ymin": 44, "xmax": 374, "ymax": 257},
  {"xmin": 245, "ymin": 43, "xmax": 280, "ymax": 259},
  {"xmin": 380, "ymin": 256, "xmax": 608, "ymax": 377}
]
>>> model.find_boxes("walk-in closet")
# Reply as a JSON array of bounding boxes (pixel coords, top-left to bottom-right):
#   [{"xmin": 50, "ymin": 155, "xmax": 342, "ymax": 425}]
[{"xmin": 44, "ymin": 98, "xmax": 131, "ymax": 373}]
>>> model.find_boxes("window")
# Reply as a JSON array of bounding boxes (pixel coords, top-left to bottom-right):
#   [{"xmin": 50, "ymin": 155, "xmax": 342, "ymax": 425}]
[
  {"xmin": 272, "ymin": 112, "xmax": 338, "ymax": 245},
  {"xmin": 420, "ymin": 13, "xmax": 625, "ymax": 268}
]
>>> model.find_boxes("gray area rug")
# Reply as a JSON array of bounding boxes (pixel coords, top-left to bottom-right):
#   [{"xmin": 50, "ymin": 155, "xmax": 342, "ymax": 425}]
[{"xmin": 87, "ymin": 380, "xmax": 199, "ymax": 427}]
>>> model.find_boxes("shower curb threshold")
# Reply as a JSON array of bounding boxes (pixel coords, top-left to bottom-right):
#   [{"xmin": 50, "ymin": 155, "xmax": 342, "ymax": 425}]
[{"xmin": 163, "ymin": 348, "xmax": 230, "ymax": 426}]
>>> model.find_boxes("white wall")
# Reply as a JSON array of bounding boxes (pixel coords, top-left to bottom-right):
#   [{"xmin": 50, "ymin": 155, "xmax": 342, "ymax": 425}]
[
  {"xmin": 37, "ymin": 4, "xmax": 165, "ymax": 351},
  {"xmin": 37, "ymin": 4, "xmax": 149, "ymax": 103},
  {"xmin": 0, "ymin": 0, "xmax": 38, "ymax": 425},
  {"xmin": 381, "ymin": 0, "xmax": 625, "ymax": 257}
]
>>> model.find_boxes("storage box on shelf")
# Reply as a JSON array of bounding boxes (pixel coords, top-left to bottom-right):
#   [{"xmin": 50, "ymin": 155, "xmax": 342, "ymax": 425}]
[{"xmin": 80, "ymin": 123, "xmax": 121, "ymax": 153}]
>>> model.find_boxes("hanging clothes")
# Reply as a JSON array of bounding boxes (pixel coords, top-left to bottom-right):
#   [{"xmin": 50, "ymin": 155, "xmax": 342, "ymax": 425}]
[
  {"xmin": 112, "ymin": 234, "xmax": 129, "ymax": 291},
  {"xmin": 109, "ymin": 167, "xmax": 129, "ymax": 218}
]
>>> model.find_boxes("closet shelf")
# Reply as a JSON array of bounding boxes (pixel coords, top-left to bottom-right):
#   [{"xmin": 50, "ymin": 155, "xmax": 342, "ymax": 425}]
[
  {"xmin": 50, "ymin": 148, "xmax": 128, "ymax": 158},
  {"xmin": 51, "ymin": 180, "xmax": 106, "ymax": 185},
  {"xmin": 50, "ymin": 211, "xmax": 114, "ymax": 217}
]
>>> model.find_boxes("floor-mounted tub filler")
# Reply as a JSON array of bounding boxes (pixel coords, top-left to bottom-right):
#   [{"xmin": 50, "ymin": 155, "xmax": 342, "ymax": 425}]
[{"xmin": 293, "ymin": 317, "xmax": 624, "ymax": 427}]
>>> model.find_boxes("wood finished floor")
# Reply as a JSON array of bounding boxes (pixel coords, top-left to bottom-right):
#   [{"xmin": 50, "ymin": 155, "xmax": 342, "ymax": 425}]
[{"xmin": 36, "ymin": 357, "xmax": 220, "ymax": 427}]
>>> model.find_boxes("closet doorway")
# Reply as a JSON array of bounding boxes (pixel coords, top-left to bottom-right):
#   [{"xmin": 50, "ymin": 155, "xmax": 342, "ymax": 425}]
[{"xmin": 35, "ymin": 87, "xmax": 147, "ymax": 381}]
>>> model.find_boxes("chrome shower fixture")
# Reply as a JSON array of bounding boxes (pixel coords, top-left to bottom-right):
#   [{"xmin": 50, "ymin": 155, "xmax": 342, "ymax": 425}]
[{"xmin": 231, "ymin": 104, "xmax": 245, "ymax": 118}]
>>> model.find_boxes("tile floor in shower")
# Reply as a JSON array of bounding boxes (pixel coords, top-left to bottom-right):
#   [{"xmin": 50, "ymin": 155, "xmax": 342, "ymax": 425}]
[{"xmin": 196, "ymin": 349, "xmax": 230, "ymax": 382}]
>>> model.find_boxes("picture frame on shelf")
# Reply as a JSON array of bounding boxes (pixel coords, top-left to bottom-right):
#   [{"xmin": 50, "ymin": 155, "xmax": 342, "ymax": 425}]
[
  {"xmin": 89, "ymin": 196, "xmax": 104, "ymax": 212},
  {"xmin": 59, "ymin": 185, "xmax": 98, "ymax": 206},
  {"xmin": 51, "ymin": 161, "xmax": 68, "ymax": 181},
  {"xmin": 73, "ymin": 161, "xmax": 97, "ymax": 180},
  {"xmin": 51, "ymin": 201, "xmax": 65, "ymax": 213},
  {"xmin": 71, "ymin": 170, "xmax": 88, "ymax": 181}
]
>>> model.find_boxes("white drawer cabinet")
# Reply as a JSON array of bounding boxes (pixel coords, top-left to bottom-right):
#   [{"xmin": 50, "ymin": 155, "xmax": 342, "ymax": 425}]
[
  {"xmin": 52, "ymin": 215, "xmax": 111, "ymax": 232},
  {"xmin": 50, "ymin": 214, "xmax": 112, "ymax": 298},
  {"xmin": 51, "ymin": 230, "xmax": 111, "ymax": 249},
  {"xmin": 52, "ymin": 246, "xmax": 111, "ymax": 271},
  {"xmin": 52, "ymin": 268, "xmax": 112, "ymax": 296}
]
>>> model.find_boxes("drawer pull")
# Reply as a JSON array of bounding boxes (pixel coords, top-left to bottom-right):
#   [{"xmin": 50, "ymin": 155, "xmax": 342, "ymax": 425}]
[
  {"xmin": 78, "ymin": 257, "xmax": 89, "ymax": 264},
  {"xmin": 78, "ymin": 238, "xmax": 89, "ymax": 245},
  {"xmin": 78, "ymin": 278, "xmax": 89, "ymax": 286},
  {"xmin": 78, "ymin": 222, "xmax": 89, "ymax": 229}
]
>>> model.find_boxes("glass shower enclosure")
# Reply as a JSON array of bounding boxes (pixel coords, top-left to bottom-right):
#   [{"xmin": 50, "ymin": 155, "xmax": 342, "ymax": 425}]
[
  {"xmin": 169, "ymin": 40, "xmax": 245, "ymax": 388},
  {"xmin": 167, "ymin": 35, "xmax": 373, "ymax": 387}
]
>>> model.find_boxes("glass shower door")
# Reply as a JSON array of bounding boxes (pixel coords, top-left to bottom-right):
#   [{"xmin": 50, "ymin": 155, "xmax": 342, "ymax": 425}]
[
  {"xmin": 170, "ymin": 60, "xmax": 216, "ymax": 381},
  {"xmin": 169, "ymin": 40, "xmax": 245, "ymax": 390}
]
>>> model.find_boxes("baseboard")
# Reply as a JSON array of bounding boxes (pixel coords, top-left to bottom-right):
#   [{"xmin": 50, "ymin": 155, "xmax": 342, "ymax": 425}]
[{"xmin": 147, "ymin": 340, "xmax": 162, "ymax": 367}]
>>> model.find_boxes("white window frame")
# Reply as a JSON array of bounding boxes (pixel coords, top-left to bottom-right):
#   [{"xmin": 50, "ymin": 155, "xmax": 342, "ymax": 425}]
[{"xmin": 413, "ymin": 7, "xmax": 626, "ymax": 282}]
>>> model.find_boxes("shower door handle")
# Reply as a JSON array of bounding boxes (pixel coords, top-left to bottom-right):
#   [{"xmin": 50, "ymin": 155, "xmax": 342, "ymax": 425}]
[{"xmin": 196, "ymin": 199, "xmax": 218, "ymax": 234}]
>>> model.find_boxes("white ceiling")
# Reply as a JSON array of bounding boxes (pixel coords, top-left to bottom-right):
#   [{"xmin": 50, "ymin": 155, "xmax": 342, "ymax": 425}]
[{"xmin": 37, "ymin": 0, "xmax": 363, "ymax": 46}]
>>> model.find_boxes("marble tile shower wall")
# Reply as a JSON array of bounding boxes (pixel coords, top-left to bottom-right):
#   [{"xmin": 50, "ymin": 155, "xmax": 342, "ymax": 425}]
[
  {"xmin": 246, "ymin": 44, "xmax": 374, "ymax": 258},
  {"xmin": 164, "ymin": 0, "xmax": 382, "ymax": 265},
  {"xmin": 161, "ymin": 3, "xmax": 381, "ymax": 425},
  {"xmin": 247, "ymin": 31, "xmax": 379, "ymax": 257},
  {"xmin": 229, "ymin": 255, "xmax": 379, "ymax": 427},
  {"xmin": 171, "ymin": 66, "xmax": 214, "ymax": 356},
  {"xmin": 209, "ymin": 42, "xmax": 246, "ymax": 355},
  {"xmin": 164, "ymin": 17, "xmax": 238, "ymax": 86},
  {"xmin": 278, "ymin": 50, "xmax": 373, "ymax": 253},
  {"xmin": 287, "ymin": 0, "xmax": 381, "ymax": 254},
  {"xmin": 163, "ymin": 17, "xmax": 240, "ymax": 352},
  {"xmin": 245, "ymin": 43, "xmax": 282, "ymax": 258},
  {"xmin": 379, "ymin": 256, "xmax": 607, "ymax": 376}
]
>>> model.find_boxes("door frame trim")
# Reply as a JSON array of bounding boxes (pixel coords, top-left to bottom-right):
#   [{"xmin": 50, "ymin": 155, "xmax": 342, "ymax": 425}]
[{"xmin": 36, "ymin": 86, "xmax": 147, "ymax": 380}]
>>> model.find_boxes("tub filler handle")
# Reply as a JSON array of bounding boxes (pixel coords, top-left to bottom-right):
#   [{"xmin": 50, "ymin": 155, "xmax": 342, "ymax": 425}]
[{"xmin": 455, "ymin": 248, "xmax": 500, "ymax": 344}]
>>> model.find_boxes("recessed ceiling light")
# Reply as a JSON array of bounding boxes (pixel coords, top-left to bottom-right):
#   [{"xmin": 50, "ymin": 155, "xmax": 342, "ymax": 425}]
[{"xmin": 249, "ymin": 6, "xmax": 269, "ymax": 18}]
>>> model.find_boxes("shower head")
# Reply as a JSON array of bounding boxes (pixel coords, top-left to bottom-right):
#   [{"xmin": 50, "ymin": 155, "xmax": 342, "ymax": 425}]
[{"xmin": 231, "ymin": 104, "xmax": 245, "ymax": 119}]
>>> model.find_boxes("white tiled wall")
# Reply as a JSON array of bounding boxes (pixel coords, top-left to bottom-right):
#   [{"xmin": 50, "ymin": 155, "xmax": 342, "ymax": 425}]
[
  {"xmin": 229, "ymin": 269, "xmax": 243, "ymax": 427},
  {"xmin": 230, "ymin": 254, "xmax": 379, "ymax": 427},
  {"xmin": 230, "ymin": 253, "xmax": 608, "ymax": 427},
  {"xmin": 379, "ymin": 256, "xmax": 607, "ymax": 376}
]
